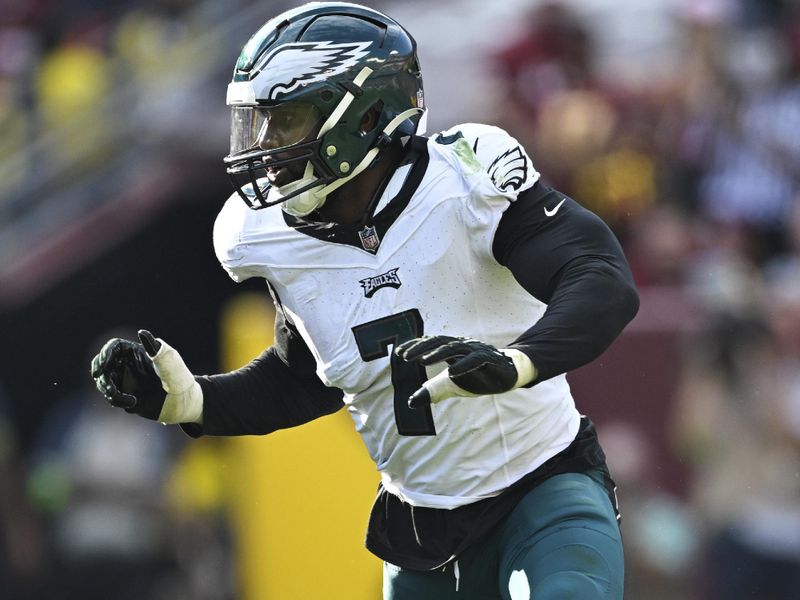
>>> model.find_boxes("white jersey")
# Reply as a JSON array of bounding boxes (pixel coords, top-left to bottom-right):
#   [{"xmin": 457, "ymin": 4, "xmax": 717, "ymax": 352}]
[{"xmin": 213, "ymin": 123, "xmax": 581, "ymax": 509}]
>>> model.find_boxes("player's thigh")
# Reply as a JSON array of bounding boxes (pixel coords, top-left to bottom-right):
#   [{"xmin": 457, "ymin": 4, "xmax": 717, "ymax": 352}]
[
  {"xmin": 497, "ymin": 470, "xmax": 624, "ymax": 600},
  {"xmin": 383, "ymin": 561, "xmax": 455, "ymax": 600},
  {"xmin": 383, "ymin": 559, "xmax": 497, "ymax": 600}
]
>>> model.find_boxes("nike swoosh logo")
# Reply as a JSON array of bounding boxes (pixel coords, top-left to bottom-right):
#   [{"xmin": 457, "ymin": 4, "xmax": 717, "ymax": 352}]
[{"xmin": 544, "ymin": 198, "xmax": 566, "ymax": 217}]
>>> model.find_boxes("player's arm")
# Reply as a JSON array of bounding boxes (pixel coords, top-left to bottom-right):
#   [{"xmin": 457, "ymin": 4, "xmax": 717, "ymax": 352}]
[
  {"xmin": 492, "ymin": 182, "xmax": 640, "ymax": 383},
  {"xmin": 396, "ymin": 181, "xmax": 638, "ymax": 406},
  {"xmin": 187, "ymin": 309, "xmax": 344, "ymax": 437},
  {"xmin": 91, "ymin": 310, "xmax": 344, "ymax": 436}
]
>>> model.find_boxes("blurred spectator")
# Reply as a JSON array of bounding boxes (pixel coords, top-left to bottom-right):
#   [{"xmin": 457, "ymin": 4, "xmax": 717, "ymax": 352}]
[
  {"xmin": 489, "ymin": 0, "xmax": 664, "ymax": 231},
  {"xmin": 492, "ymin": 0, "xmax": 596, "ymax": 121},
  {"xmin": 0, "ymin": 71, "xmax": 32, "ymax": 196},
  {"xmin": 164, "ymin": 439, "xmax": 238, "ymax": 600},
  {"xmin": 532, "ymin": 88, "xmax": 619, "ymax": 196},
  {"xmin": 672, "ymin": 303, "xmax": 800, "ymax": 599},
  {"xmin": 113, "ymin": 6, "xmax": 188, "ymax": 87},
  {"xmin": 111, "ymin": 4, "xmax": 224, "ymax": 149},
  {"xmin": 0, "ymin": 384, "xmax": 45, "ymax": 600},
  {"xmin": 35, "ymin": 15, "xmax": 113, "ymax": 169},
  {"xmin": 601, "ymin": 420, "xmax": 699, "ymax": 600},
  {"xmin": 0, "ymin": 23, "xmax": 39, "ymax": 196},
  {"xmin": 626, "ymin": 204, "xmax": 695, "ymax": 286},
  {"xmin": 693, "ymin": 19, "xmax": 800, "ymax": 263},
  {"xmin": 28, "ymin": 345, "xmax": 180, "ymax": 600},
  {"xmin": 658, "ymin": 0, "xmax": 733, "ymax": 217},
  {"xmin": 490, "ymin": 1, "xmax": 621, "ymax": 192},
  {"xmin": 570, "ymin": 99, "xmax": 659, "ymax": 234}
]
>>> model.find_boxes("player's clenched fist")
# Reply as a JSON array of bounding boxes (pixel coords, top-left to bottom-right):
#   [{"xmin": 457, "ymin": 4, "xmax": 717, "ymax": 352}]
[
  {"xmin": 90, "ymin": 330, "xmax": 203, "ymax": 424},
  {"xmin": 395, "ymin": 335, "xmax": 537, "ymax": 408}
]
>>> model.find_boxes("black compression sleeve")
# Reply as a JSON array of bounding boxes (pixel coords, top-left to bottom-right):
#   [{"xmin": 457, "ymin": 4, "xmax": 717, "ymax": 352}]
[
  {"xmin": 181, "ymin": 308, "xmax": 344, "ymax": 438},
  {"xmin": 492, "ymin": 183, "xmax": 639, "ymax": 382}
]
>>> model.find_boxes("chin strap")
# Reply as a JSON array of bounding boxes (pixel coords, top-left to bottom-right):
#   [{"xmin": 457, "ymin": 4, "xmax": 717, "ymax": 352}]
[
  {"xmin": 319, "ymin": 66, "xmax": 374, "ymax": 137},
  {"xmin": 281, "ymin": 107, "xmax": 423, "ymax": 216},
  {"xmin": 318, "ymin": 108, "xmax": 423, "ymax": 194},
  {"xmin": 281, "ymin": 66, "xmax": 425, "ymax": 217}
]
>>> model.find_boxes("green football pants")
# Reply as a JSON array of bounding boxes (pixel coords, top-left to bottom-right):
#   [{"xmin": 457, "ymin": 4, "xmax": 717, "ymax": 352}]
[{"xmin": 383, "ymin": 469, "xmax": 624, "ymax": 600}]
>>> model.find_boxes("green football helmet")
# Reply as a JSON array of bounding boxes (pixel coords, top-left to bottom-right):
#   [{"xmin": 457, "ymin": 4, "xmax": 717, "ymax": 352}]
[{"xmin": 224, "ymin": 2, "xmax": 427, "ymax": 216}]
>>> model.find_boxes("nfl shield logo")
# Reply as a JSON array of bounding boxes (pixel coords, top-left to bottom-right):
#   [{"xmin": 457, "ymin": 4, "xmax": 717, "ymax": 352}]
[{"xmin": 358, "ymin": 225, "xmax": 381, "ymax": 252}]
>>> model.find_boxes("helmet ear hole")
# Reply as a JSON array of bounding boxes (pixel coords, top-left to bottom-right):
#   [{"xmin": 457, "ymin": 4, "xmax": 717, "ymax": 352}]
[{"xmin": 359, "ymin": 101, "xmax": 384, "ymax": 134}]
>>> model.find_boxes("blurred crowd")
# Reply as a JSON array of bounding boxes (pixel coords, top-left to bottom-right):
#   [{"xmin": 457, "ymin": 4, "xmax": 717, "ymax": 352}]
[
  {"xmin": 0, "ymin": 2, "xmax": 244, "ymax": 597},
  {"xmin": 2, "ymin": 0, "xmax": 800, "ymax": 598},
  {"xmin": 489, "ymin": 0, "xmax": 800, "ymax": 598},
  {"xmin": 1, "ymin": 0, "xmax": 179, "ymax": 195},
  {"xmin": 0, "ymin": 0, "xmax": 240, "ymax": 207}
]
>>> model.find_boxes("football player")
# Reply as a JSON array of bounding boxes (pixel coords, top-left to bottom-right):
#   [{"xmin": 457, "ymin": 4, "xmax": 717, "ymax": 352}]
[{"xmin": 91, "ymin": 3, "xmax": 638, "ymax": 599}]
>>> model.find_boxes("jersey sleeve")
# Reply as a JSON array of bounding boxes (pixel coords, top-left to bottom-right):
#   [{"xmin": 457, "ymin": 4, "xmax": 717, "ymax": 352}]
[
  {"xmin": 182, "ymin": 306, "xmax": 344, "ymax": 438},
  {"xmin": 493, "ymin": 183, "xmax": 640, "ymax": 382},
  {"xmin": 434, "ymin": 123, "xmax": 541, "ymax": 258}
]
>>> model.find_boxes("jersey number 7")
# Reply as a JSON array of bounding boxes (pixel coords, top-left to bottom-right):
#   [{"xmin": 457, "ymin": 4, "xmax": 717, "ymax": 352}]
[{"xmin": 352, "ymin": 309, "xmax": 437, "ymax": 436}]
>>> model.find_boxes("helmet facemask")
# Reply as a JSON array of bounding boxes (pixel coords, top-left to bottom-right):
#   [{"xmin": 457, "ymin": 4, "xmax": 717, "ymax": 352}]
[{"xmin": 224, "ymin": 101, "xmax": 335, "ymax": 213}]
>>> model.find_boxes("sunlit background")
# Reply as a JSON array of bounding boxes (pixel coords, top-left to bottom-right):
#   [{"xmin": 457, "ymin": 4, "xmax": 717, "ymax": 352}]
[{"xmin": 2, "ymin": 0, "xmax": 800, "ymax": 598}]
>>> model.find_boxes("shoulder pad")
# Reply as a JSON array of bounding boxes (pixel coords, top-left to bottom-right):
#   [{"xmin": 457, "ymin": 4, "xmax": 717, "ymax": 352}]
[{"xmin": 435, "ymin": 123, "xmax": 538, "ymax": 193}]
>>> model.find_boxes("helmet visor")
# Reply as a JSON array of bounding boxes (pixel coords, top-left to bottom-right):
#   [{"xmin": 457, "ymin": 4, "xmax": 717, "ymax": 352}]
[{"xmin": 229, "ymin": 103, "xmax": 323, "ymax": 155}]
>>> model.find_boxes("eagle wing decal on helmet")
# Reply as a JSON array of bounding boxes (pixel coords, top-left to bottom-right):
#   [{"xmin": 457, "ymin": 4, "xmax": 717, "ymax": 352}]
[{"xmin": 253, "ymin": 41, "xmax": 373, "ymax": 100}]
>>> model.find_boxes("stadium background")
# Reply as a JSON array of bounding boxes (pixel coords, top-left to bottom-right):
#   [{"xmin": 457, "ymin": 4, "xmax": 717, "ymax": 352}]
[{"xmin": 1, "ymin": 0, "xmax": 799, "ymax": 598}]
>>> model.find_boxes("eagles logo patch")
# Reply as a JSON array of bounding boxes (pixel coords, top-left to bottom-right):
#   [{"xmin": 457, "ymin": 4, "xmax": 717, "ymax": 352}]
[{"xmin": 488, "ymin": 146, "xmax": 529, "ymax": 191}]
